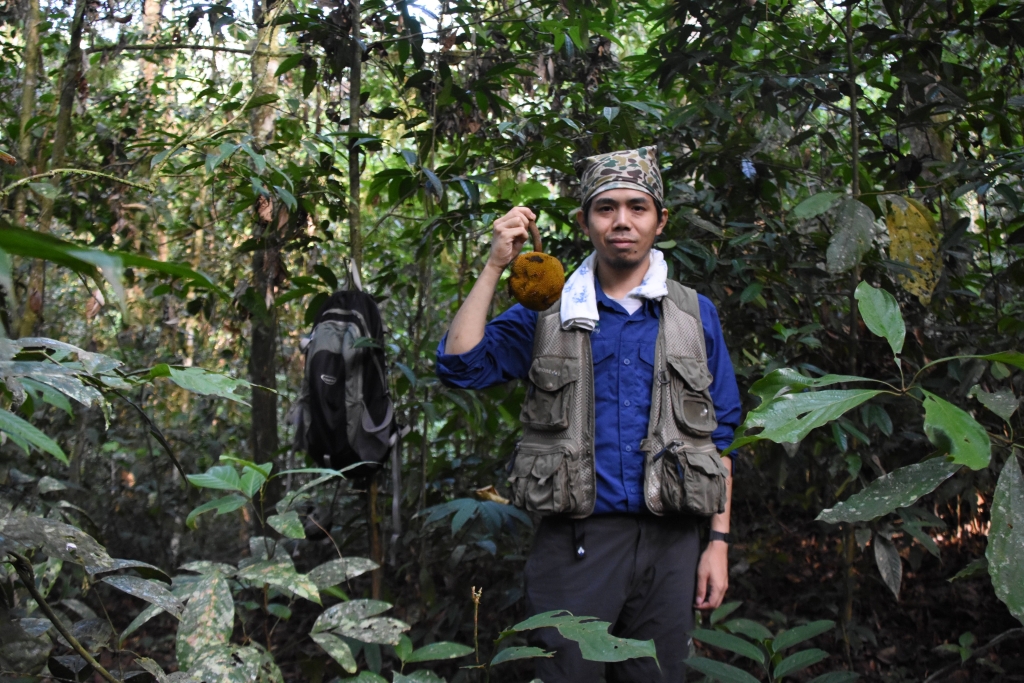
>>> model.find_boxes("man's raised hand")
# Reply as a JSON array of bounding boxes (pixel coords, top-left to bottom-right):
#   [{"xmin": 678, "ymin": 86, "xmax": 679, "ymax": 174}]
[{"xmin": 487, "ymin": 206, "xmax": 536, "ymax": 271}]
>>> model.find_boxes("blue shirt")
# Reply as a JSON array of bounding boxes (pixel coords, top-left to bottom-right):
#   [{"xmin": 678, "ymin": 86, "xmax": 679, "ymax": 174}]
[{"xmin": 436, "ymin": 282, "xmax": 743, "ymax": 514}]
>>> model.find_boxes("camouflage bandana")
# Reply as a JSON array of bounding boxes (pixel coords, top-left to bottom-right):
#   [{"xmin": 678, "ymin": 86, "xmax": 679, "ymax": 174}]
[{"xmin": 575, "ymin": 146, "xmax": 664, "ymax": 207}]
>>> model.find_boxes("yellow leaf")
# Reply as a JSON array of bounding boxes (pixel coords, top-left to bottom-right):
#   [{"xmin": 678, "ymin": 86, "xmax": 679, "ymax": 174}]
[
  {"xmin": 475, "ymin": 485, "xmax": 510, "ymax": 505},
  {"xmin": 883, "ymin": 195, "xmax": 942, "ymax": 305}
]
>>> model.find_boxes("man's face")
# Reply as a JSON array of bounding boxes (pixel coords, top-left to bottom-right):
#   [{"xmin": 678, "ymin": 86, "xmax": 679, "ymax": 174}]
[{"xmin": 577, "ymin": 188, "xmax": 668, "ymax": 272}]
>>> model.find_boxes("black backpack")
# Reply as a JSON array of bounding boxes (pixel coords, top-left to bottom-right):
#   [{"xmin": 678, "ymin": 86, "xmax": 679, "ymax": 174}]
[{"xmin": 294, "ymin": 290, "xmax": 397, "ymax": 480}]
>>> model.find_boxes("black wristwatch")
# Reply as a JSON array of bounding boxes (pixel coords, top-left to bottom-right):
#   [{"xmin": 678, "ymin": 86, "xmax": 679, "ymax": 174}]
[{"xmin": 708, "ymin": 530, "xmax": 732, "ymax": 544}]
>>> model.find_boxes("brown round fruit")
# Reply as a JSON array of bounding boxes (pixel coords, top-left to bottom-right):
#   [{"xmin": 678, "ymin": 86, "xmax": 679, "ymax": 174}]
[{"xmin": 509, "ymin": 251, "xmax": 565, "ymax": 311}]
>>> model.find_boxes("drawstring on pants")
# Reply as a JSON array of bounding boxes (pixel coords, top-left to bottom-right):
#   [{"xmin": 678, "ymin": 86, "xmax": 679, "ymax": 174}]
[{"xmin": 572, "ymin": 519, "xmax": 586, "ymax": 560}]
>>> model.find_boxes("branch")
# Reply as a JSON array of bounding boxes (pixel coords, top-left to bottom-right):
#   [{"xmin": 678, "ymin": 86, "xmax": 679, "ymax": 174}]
[
  {"xmin": 110, "ymin": 389, "xmax": 189, "ymax": 484},
  {"xmin": 86, "ymin": 43, "xmax": 282, "ymax": 56},
  {"xmin": 0, "ymin": 168, "xmax": 154, "ymax": 199},
  {"xmin": 9, "ymin": 551, "xmax": 124, "ymax": 683},
  {"xmin": 923, "ymin": 628, "xmax": 1024, "ymax": 683}
]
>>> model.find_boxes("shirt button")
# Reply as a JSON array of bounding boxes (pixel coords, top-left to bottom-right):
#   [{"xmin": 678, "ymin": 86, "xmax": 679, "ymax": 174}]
[
  {"xmin": 623, "ymin": 358, "xmax": 631, "ymax": 365},
  {"xmin": 624, "ymin": 399, "xmax": 631, "ymax": 407},
  {"xmin": 624, "ymin": 444, "xmax": 633, "ymax": 452}
]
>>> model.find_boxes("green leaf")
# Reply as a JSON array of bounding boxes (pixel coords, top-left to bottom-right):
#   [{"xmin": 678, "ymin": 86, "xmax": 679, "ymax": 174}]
[
  {"xmin": 268, "ymin": 511, "xmax": 305, "ymax": 539},
  {"xmin": 816, "ymin": 459, "xmax": 961, "ymax": 524},
  {"xmin": 690, "ymin": 628, "xmax": 766, "ymax": 665},
  {"xmin": 394, "ymin": 634, "xmax": 413, "ymax": 662},
  {"xmin": 506, "ymin": 611, "xmax": 657, "ymax": 663},
  {"xmin": 176, "ymin": 573, "xmax": 234, "ymax": 669},
  {"xmin": 979, "ymin": 352, "xmax": 1024, "ymax": 371},
  {"xmin": 748, "ymin": 369, "xmax": 874, "ymax": 403},
  {"xmin": 187, "ymin": 465, "xmax": 243, "ymax": 492},
  {"xmin": 405, "ymin": 641, "xmax": 474, "ymax": 663},
  {"xmin": 166, "ymin": 367, "xmax": 250, "ymax": 404},
  {"xmin": 685, "ymin": 656, "xmax": 761, "ymax": 683},
  {"xmin": 244, "ymin": 93, "xmax": 279, "ymax": 110},
  {"xmin": 489, "ymin": 646, "xmax": 553, "ymax": 665},
  {"xmin": 722, "ymin": 619, "xmax": 773, "ymax": 642},
  {"xmin": 235, "ymin": 559, "xmax": 320, "ymax": 604},
  {"xmin": 969, "ymin": 386, "xmax": 1019, "ymax": 423},
  {"xmin": 239, "ymin": 468, "xmax": 268, "ymax": 498},
  {"xmin": 185, "ymin": 495, "xmax": 248, "ymax": 528},
  {"xmin": 0, "ymin": 408, "xmax": 67, "ymax": 462},
  {"xmin": 275, "ymin": 53, "xmax": 304, "ymax": 76},
  {"xmin": 266, "ymin": 603, "xmax": 291, "ymax": 620},
  {"xmin": 307, "ymin": 557, "xmax": 379, "ymax": 588},
  {"xmin": 874, "ymin": 532, "xmax": 902, "ymax": 599},
  {"xmin": 732, "ymin": 389, "xmax": 882, "ymax": 450},
  {"xmin": 602, "ymin": 106, "xmax": 620, "ymax": 123},
  {"xmin": 772, "ymin": 620, "xmax": 834, "ymax": 652},
  {"xmin": 807, "ymin": 673, "xmax": 859, "ymax": 683},
  {"xmin": 710, "ymin": 601, "xmax": 742, "ymax": 626},
  {"xmin": 987, "ymin": 455, "xmax": 1024, "ymax": 624},
  {"xmin": 827, "ymin": 199, "xmax": 876, "ymax": 275},
  {"xmin": 949, "ymin": 556, "xmax": 988, "ymax": 582},
  {"xmin": 792, "ymin": 192, "xmax": 841, "ymax": 219},
  {"xmin": 29, "ymin": 182, "xmax": 59, "ymax": 200},
  {"xmin": 922, "ymin": 391, "xmax": 991, "ymax": 470},
  {"xmin": 773, "ymin": 648, "xmax": 829, "ymax": 679},
  {"xmin": 311, "ymin": 632, "xmax": 357, "ymax": 674},
  {"xmin": 393, "ymin": 672, "xmax": 445, "ymax": 683},
  {"xmin": 855, "ymin": 282, "xmax": 905, "ymax": 356},
  {"xmin": 312, "ymin": 599, "xmax": 391, "ymax": 633},
  {"xmin": 101, "ymin": 575, "xmax": 185, "ymax": 618}
]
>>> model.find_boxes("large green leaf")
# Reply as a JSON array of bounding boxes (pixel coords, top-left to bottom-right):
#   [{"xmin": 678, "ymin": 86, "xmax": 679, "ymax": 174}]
[
  {"xmin": 489, "ymin": 646, "xmax": 553, "ymax": 666},
  {"xmin": 748, "ymin": 369, "xmax": 874, "ymax": 403},
  {"xmin": 772, "ymin": 620, "xmax": 835, "ymax": 652},
  {"xmin": 267, "ymin": 511, "xmax": 305, "ymax": 539},
  {"xmin": 922, "ymin": 391, "xmax": 991, "ymax": 470},
  {"xmin": 792, "ymin": 192, "xmax": 841, "ymax": 219},
  {"xmin": 102, "ymin": 575, "xmax": 185, "ymax": 619},
  {"xmin": 817, "ymin": 459, "xmax": 961, "ymax": 524},
  {"xmin": 0, "ymin": 514, "xmax": 113, "ymax": 569},
  {"xmin": 176, "ymin": 573, "xmax": 234, "ymax": 669},
  {"xmin": 307, "ymin": 557, "xmax": 379, "ymax": 588},
  {"xmin": 855, "ymin": 282, "xmax": 905, "ymax": 356},
  {"xmin": 185, "ymin": 494, "xmax": 248, "ymax": 529},
  {"xmin": 235, "ymin": 558, "xmax": 320, "ymax": 604},
  {"xmin": 393, "ymin": 672, "xmax": 445, "ymax": 683},
  {"xmin": 312, "ymin": 599, "xmax": 392, "ymax": 633},
  {"xmin": 404, "ymin": 641, "xmax": 474, "ymax": 663},
  {"xmin": 969, "ymin": 386, "xmax": 1020, "ymax": 423},
  {"xmin": 773, "ymin": 648, "xmax": 829, "ymax": 679},
  {"xmin": 987, "ymin": 455, "xmax": 1024, "ymax": 624},
  {"xmin": 826, "ymin": 199, "xmax": 876, "ymax": 274},
  {"xmin": 310, "ymin": 632, "xmax": 357, "ymax": 673},
  {"xmin": 685, "ymin": 656, "xmax": 761, "ymax": 683},
  {"xmin": 186, "ymin": 465, "xmax": 243, "ymax": 492},
  {"xmin": 873, "ymin": 533, "xmax": 902, "ymax": 599},
  {"xmin": 506, "ymin": 611, "xmax": 656, "ymax": 663},
  {"xmin": 690, "ymin": 628, "xmax": 765, "ymax": 666},
  {"xmin": 730, "ymin": 389, "xmax": 882, "ymax": 452},
  {"xmin": 0, "ymin": 409, "xmax": 67, "ymax": 462}
]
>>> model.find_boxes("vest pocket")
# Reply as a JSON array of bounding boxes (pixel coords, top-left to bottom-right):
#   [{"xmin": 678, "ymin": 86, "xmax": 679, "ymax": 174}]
[
  {"xmin": 659, "ymin": 443, "xmax": 729, "ymax": 516},
  {"xmin": 508, "ymin": 444, "xmax": 571, "ymax": 514},
  {"xmin": 520, "ymin": 357, "xmax": 580, "ymax": 431},
  {"xmin": 666, "ymin": 356, "xmax": 718, "ymax": 437}
]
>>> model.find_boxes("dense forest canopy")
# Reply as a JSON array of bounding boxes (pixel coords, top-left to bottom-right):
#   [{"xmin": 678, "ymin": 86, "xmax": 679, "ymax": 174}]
[{"xmin": 1, "ymin": 0, "xmax": 1023, "ymax": 680}]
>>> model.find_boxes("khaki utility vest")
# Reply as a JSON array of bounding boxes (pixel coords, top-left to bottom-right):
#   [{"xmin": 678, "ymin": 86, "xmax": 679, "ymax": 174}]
[{"xmin": 508, "ymin": 280, "xmax": 730, "ymax": 518}]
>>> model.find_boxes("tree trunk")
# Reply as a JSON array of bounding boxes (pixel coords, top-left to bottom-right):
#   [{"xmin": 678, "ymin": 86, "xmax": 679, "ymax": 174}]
[
  {"xmin": 348, "ymin": 0, "xmax": 363, "ymax": 275},
  {"xmin": 13, "ymin": 0, "xmax": 40, "ymax": 229},
  {"xmin": 17, "ymin": 0, "xmax": 86, "ymax": 338},
  {"xmin": 248, "ymin": 0, "xmax": 282, "ymax": 519}
]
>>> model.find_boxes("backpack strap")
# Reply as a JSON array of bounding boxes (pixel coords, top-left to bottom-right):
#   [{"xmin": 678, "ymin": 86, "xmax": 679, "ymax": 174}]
[{"xmin": 665, "ymin": 280, "xmax": 707, "ymax": 358}]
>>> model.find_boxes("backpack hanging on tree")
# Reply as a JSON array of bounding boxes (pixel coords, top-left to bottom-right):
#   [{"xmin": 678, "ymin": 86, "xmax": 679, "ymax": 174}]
[{"xmin": 294, "ymin": 289, "xmax": 397, "ymax": 480}]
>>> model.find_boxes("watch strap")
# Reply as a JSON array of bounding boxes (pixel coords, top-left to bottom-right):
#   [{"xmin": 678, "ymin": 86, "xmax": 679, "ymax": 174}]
[{"xmin": 708, "ymin": 530, "xmax": 732, "ymax": 544}]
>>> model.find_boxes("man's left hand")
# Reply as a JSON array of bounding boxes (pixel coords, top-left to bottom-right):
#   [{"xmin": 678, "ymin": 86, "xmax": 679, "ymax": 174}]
[{"xmin": 694, "ymin": 540, "xmax": 729, "ymax": 610}]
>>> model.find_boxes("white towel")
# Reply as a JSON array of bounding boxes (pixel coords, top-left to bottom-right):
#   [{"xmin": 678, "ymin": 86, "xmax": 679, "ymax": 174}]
[{"xmin": 559, "ymin": 250, "xmax": 669, "ymax": 330}]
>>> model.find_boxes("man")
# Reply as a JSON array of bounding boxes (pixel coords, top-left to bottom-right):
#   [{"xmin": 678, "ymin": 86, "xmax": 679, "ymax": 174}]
[{"xmin": 436, "ymin": 147, "xmax": 742, "ymax": 682}]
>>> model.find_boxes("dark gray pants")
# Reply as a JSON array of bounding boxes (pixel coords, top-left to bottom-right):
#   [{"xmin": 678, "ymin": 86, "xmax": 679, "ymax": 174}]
[{"xmin": 524, "ymin": 514, "xmax": 700, "ymax": 683}]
